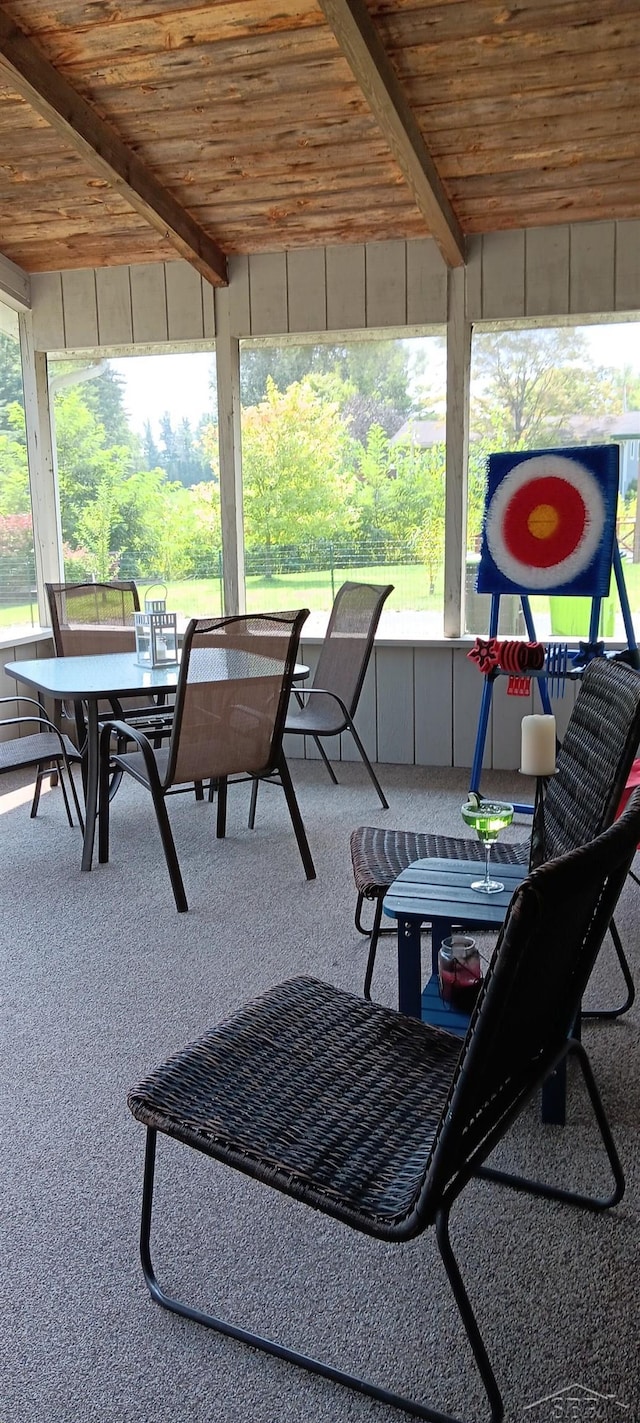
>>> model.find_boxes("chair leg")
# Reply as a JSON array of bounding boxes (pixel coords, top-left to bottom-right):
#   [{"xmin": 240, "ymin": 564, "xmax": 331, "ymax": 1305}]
[
  {"xmin": 32, "ymin": 759, "xmax": 80, "ymax": 829},
  {"xmin": 277, "ymin": 754, "xmax": 316, "ymax": 880},
  {"xmin": 149, "ymin": 782, "xmax": 189, "ymax": 913},
  {"xmin": 55, "ymin": 761, "xmax": 75, "ymax": 827},
  {"xmin": 194, "ymin": 781, "xmax": 204, "ymax": 801},
  {"xmin": 66, "ymin": 761, "xmax": 85, "ymax": 834},
  {"xmin": 312, "ymin": 735, "xmax": 339, "ymax": 785},
  {"xmin": 216, "ymin": 777, "xmax": 227, "ymax": 839},
  {"xmin": 345, "ymin": 717, "xmax": 389, "ymax": 809},
  {"xmin": 138, "ymin": 1126, "xmax": 503, "ymax": 1423},
  {"xmin": 30, "ymin": 764, "xmax": 44, "ymax": 819},
  {"xmin": 363, "ymin": 896, "xmax": 385, "ymax": 1001},
  {"xmin": 476, "ymin": 1040, "xmax": 625, "ymax": 1211},
  {"xmin": 581, "ymin": 917, "xmax": 635, "ymax": 1020},
  {"xmin": 98, "ymin": 738, "xmax": 187, "ymax": 913},
  {"xmin": 435, "ymin": 1207, "xmax": 504, "ymax": 1422},
  {"xmin": 248, "ymin": 776, "xmax": 259, "ymax": 829}
]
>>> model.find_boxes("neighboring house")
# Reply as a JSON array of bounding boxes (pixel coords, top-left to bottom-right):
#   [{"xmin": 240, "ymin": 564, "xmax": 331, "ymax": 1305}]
[
  {"xmin": 392, "ymin": 414, "xmax": 640, "ymax": 494},
  {"xmin": 391, "ymin": 418, "xmax": 446, "ymax": 447}
]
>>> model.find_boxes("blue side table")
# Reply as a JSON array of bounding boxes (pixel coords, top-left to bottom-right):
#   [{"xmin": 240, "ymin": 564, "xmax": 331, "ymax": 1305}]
[{"xmin": 383, "ymin": 856, "xmax": 567, "ymax": 1125}]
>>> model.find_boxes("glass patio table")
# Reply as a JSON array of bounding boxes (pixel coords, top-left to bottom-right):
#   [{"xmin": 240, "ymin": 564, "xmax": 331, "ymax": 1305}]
[{"xmin": 4, "ymin": 651, "xmax": 308, "ymax": 873}]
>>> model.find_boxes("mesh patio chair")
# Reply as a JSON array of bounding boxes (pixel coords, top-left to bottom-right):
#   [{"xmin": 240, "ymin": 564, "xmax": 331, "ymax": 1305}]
[
  {"xmin": 127, "ymin": 792, "xmax": 640, "ymax": 1423},
  {"xmin": 0, "ymin": 695, "xmax": 83, "ymax": 831},
  {"xmin": 98, "ymin": 610, "xmax": 314, "ymax": 911},
  {"xmin": 351, "ymin": 656, "xmax": 640, "ymax": 1002},
  {"xmin": 249, "ymin": 581, "xmax": 393, "ymax": 827},
  {"xmin": 46, "ymin": 579, "xmax": 174, "ymax": 746}
]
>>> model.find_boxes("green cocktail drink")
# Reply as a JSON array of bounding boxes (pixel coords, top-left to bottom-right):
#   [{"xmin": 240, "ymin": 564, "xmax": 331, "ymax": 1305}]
[{"xmin": 461, "ymin": 798, "xmax": 514, "ymax": 893}]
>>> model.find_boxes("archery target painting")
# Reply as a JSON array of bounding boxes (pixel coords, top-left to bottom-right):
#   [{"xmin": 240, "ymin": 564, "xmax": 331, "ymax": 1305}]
[{"xmin": 477, "ymin": 445, "xmax": 619, "ymax": 596}]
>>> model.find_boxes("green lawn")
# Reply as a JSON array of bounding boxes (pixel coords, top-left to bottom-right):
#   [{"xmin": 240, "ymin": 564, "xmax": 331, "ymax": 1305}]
[
  {"xmin": 0, "ymin": 563, "xmax": 443, "ymax": 627},
  {"xmin": 3, "ymin": 559, "xmax": 639, "ymax": 630}
]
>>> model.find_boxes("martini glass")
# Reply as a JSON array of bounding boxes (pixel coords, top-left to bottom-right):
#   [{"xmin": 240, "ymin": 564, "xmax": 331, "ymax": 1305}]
[{"xmin": 461, "ymin": 798, "xmax": 514, "ymax": 893}]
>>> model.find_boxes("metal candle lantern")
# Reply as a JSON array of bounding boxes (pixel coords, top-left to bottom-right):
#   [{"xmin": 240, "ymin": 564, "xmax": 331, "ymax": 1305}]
[{"xmin": 134, "ymin": 585, "xmax": 178, "ymax": 668}]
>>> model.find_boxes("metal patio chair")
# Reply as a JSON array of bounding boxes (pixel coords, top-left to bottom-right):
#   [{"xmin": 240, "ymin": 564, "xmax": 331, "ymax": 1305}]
[
  {"xmin": 46, "ymin": 578, "xmax": 176, "ymax": 798},
  {"xmin": 248, "ymin": 580, "xmax": 393, "ymax": 830},
  {"xmin": 127, "ymin": 792, "xmax": 640, "ymax": 1423},
  {"xmin": 351, "ymin": 656, "xmax": 640, "ymax": 1001},
  {"xmin": 0, "ymin": 695, "xmax": 83, "ymax": 831},
  {"xmin": 98, "ymin": 610, "xmax": 314, "ymax": 911}
]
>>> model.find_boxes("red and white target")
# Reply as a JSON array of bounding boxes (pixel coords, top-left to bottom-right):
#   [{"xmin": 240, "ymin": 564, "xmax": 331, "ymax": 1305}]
[{"xmin": 485, "ymin": 453, "xmax": 606, "ymax": 590}]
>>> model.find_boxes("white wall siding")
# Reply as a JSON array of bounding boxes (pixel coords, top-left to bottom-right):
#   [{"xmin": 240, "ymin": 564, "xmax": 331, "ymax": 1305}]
[
  {"xmin": 468, "ymin": 218, "xmax": 638, "ymax": 322},
  {"xmin": 283, "ymin": 641, "xmax": 577, "ymax": 774},
  {"xmin": 375, "ymin": 646, "xmax": 414, "ymax": 763},
  {"xmin": 96, "ymin": 267, "xmax": 133, "ymax": 346},
  {"xmin": 0, "ymin": 635, "xmax": 55, "ymax": 741},
  {"xmin": 414, "ymin": 647, "xmax": 452, "ymax": 767}
]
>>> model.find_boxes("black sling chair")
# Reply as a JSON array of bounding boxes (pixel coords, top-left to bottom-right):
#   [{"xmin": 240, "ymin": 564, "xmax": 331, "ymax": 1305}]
[{"xmin": 127, "ymin": 790, "xmax": 640, "ymax": 1423}]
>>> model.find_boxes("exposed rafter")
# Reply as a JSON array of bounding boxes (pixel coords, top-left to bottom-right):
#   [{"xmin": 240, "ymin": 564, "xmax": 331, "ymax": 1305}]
[
  {"xmin": 316, "ymin": 0, "xmax": 466, "ymax": 268},
  {"xmin": 0, "ymin": 8, "xmax": 228, "ymax": 287},
  {"xmin": 0, "ymin": 249, "xmax": 31, "ymax": 309}
]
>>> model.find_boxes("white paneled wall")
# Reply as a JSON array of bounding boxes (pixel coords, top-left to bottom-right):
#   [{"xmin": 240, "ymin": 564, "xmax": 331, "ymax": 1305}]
[
  {"xmin": 467, "ymin": 220, "xmax": 640, "ymax": 323},
  {"xmin": 31, "ymin": 236, "xmax": 449, "ymax": 351},
  {"xmin": 0, "ymin": 635, "xmax": 54, "ymax": 741},
  {"xmin": 286, "ymin": 639, "xmax": 580, "ymax": 771}
]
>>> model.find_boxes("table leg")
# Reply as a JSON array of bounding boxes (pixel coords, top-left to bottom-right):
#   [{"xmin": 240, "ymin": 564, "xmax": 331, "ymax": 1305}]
[
  {"xmin": 430, "ymin": 917, "xmax": 451, "ymax": 976},
  {"xmin": 397, "ymin": 915, "xmax": 423, "ymax": 1018},
  {"xmin": 81, "ymin": 701, "xmax": 99, "ymax": 872}
]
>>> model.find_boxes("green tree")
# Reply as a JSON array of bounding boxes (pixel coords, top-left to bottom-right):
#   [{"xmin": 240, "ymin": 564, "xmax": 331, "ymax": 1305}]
[
  {"xmin": 0, "ymin": 333, "xmax": 24, "ymax": 420},
  {"xmin": 239, "ymin": 377, "xmax": 356, "ymax": 566},
  {"xmin": 0, "ymin": 403, "xmax": 29, "ymax": 514},
  {"xmin": 82, "ymin": 365, "xmax": 133, "ymax": 447},
  {"xmin": 471, "ymin": 328, "xmax": 619, "ymax": 449},
  {"xmin": 53, "ymin": 386, "xmax": 132, "ymax": 544},
  {"xmin": 240, "ymin": 341, "xmax": 415, "ymax": 413},
  {"xmin": 142, "ymin": 418, "xmax": 160, "ymax": 470}
]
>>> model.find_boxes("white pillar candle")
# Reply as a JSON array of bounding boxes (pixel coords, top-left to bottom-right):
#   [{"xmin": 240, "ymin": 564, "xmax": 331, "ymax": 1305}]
[{"xmin": 521, "ymin": 714, "xmax": 557, "ymax": 777}]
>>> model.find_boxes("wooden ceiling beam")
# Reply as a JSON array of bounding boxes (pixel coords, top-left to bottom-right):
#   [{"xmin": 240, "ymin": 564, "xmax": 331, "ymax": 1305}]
[
  {"xmin": 0, "ymin": 9, "xmax": 228, "ymax": 287},
  {"xmin": 0, "ymin": 249, "xmax": 31, "ymax": 309},
  {"xmin": 316, "ymin": 0, "xmax": 466, "ymax": 267}
]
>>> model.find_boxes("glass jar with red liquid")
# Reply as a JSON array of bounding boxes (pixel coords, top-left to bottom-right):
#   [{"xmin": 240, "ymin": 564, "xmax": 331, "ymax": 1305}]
[{"xmin": 438, "ymin": 934, "xmax": 483, "ymax": 1013}]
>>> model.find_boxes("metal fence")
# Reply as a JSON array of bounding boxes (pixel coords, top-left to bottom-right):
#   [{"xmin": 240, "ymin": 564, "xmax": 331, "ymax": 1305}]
[{"xmin": 0, "ymin": 553, "xmax": 37, "ymax": 624}]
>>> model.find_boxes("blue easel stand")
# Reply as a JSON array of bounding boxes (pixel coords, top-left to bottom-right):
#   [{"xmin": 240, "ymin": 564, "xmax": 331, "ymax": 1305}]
[{"xmin": 468, "ymin": 540, "xmax": 639, "ymax": 807}]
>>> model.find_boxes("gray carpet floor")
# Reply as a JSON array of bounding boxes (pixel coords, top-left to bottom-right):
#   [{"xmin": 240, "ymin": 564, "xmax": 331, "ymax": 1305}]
[{"xmin": 1, "ymin": 758, "xmax": 638, "ymax": 1423}]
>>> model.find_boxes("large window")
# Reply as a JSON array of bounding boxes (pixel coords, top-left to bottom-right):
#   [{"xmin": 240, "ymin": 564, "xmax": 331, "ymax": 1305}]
[
  {"xmin": 239, "ymin": 334, "xmax": 446, "ymax": 631},
  {"xmin": 467, "ymin": 323, "xmax": 640, "ymax": 641},
  {"xmin": 52, "ymin": 351, "xmax": 222, "ymax": 620},
  {"xmin": 0, "ymin": 308, "xmax": 36, "ymax": 630}
]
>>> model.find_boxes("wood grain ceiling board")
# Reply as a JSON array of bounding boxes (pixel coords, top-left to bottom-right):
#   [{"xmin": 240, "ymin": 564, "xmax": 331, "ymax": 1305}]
[
  {"xmin": 0, "ymin": 0, "xmax": 428, "ymax": 266},
  {"xmin": 1, "ymin": 0, "xmax": 640, "ymax": 270},
  {"xmin": 369, "ymin": 0, "xmax": 640, "ymax": 231}
]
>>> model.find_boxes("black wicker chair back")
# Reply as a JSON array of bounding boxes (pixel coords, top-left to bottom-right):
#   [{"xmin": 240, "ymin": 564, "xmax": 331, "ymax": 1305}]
[
  {"xmin": 353, "ymin": 657, "xmax": 640, "ymax": 1001},
  {"xmin": 98, "ymin": 610, "xmax": 314, "ymax": 910},
  {"xmin": 127, "ymin": 792, "xmax": 640, "ymax": 1423},
  {"xmin": 533, "ymin": 655, "xmax": 640, "ymax": 864}
]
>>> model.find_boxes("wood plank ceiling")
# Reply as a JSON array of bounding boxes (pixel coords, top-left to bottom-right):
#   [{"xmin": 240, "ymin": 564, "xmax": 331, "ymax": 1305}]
[{"xmin": 1, "ymin": 0, "xmax": 640, "ymax": 284}]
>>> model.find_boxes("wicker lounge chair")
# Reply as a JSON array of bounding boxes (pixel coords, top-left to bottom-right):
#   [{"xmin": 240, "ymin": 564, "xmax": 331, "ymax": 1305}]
[
  {"xmin": 98, "ymin": 610, "xmax": 314, "ymax": 910},
  {"xmin": 351, "ymin": 656, "xmax": 640, "ymax": 1002},
  {"xmin": 127, "ymin": 791, "xmax": 640, "ymax": 1423}
]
